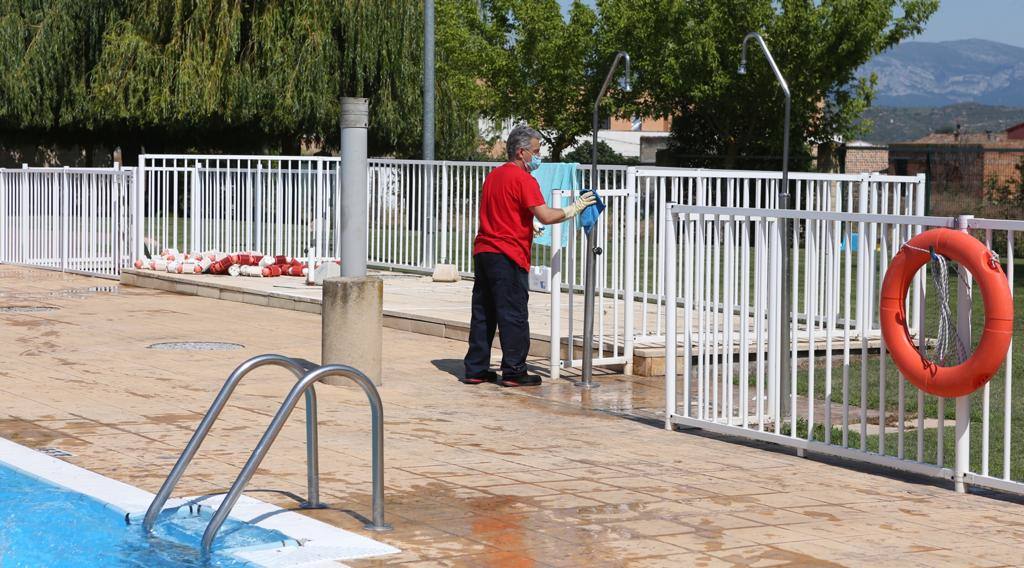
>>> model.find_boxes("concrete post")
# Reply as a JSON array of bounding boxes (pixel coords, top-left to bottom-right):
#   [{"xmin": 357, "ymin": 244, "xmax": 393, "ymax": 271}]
[
  {"xmin": 322, "ymin": 276, "xmax": 383, "ymax": 386},
  {"xmin": 339, "ymin": 97, "xmax": 369, "ymax": 277},
  {"xmin": 327, "ymin": 99, "xmax": 380, "ymax": 384}
]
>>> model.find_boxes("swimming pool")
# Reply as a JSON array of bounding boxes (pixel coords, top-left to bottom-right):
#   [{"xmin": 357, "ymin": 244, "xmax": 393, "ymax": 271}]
[
  {"xmin": 0, "ymin": 461, "xmax": 291, "ymax": 567},
  {"xmin": 0, "ymin": 436, "xmax": 399, "ymax": 567}
]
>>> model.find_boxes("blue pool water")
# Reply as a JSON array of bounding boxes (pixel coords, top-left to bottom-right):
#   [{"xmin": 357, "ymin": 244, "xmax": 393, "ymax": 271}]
[{"xmin": 0, "ymin": 463, "xmax": 292, "ymax": 567}]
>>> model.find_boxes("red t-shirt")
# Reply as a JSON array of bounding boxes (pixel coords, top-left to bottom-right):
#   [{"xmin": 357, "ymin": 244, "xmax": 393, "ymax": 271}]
[{"xmin": 473, "ymin": 162, "xmax": 546, "ymax": 271}]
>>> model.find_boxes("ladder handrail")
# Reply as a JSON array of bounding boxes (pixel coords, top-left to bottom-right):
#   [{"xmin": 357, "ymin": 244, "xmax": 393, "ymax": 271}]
[
  {"xmin": 143, "ymin": 354, "xmax": 320, "ymax": 532},
  {"xmin": 201, "ymin": 363, "xmax": 391, "ymax": 555}
]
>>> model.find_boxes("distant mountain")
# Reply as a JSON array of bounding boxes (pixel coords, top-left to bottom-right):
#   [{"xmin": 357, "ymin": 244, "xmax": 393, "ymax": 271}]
[
  {"xmin": 859, "ymin": 39, "xmax": 1024, "ymax": 107},
  {"xmin": 857, "ymin": 103, "xmax": 1024, "ymax": 144}
]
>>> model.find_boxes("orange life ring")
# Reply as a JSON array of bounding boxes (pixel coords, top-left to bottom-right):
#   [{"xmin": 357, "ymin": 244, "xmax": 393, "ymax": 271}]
[{"xmin": 880, "ymin": 228, "xmax": 1014, "ymax": 398}]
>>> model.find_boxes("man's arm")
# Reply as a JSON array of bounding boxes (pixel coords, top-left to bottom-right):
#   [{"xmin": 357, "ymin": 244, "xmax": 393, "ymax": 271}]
[{"xmin": 530, "ymin": 192, "xmax": 596, "ymax": 225}]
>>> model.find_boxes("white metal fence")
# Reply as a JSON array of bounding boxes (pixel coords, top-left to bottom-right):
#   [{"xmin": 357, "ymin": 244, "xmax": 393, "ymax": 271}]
[
  {"xmin": 366, "ymin": 159, "xmax": 629, "ymax": 275},
  {"xmin": 547, "ymin": 168, "xmax": 926, "ymax": 374},
  {"xmin": 137, "ymin": 155, "xmax": 341, "ymax": 261},
  {"xmin": 663, "ymin": 203, "xmax": 1022, "ymax": 495},
  {"xmin": 629, "ymin": 169, "xmax": 926, "ymax": 343},
  {"xmin": 0, "ymin": 165, "xmax": 135, "ymax": 278},
  {"xmin": 549, "ymin": 185, "xmax": 636, "ymax": 376}
]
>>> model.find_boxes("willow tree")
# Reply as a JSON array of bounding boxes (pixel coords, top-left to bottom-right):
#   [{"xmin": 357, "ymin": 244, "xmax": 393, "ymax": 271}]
[
  {"xmin": 1, "ymin": 0, "xmax": 482, "ymax": 162},
  {"xmin": 0, "ymin": 0, "xmax": 124, "ymax": 158}
]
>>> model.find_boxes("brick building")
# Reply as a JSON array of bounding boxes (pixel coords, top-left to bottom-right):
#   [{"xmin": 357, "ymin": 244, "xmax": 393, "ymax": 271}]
[
  {"xmin": 838, "ymin": 141, "xmax": 889, "ymax": 174},
  {"xmin": 887, "ymin": 123, "xmax": 1024, "ymax": 197}
]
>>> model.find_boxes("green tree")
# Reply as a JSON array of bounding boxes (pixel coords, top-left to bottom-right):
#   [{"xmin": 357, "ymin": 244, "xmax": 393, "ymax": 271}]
[
  {"xmin": 564, "ymin": 140, "xmax": 639, "ymax": 165},
  {"xmin": 0, "ymin": 0, "xmax": 483, "ymax": 163},
  {"xmin": 599, "ymin": 0, "xmax": 939, "ymax": 169},
  {"xmin": 474, "ymin": 0, "xmax": 627, "ymax": 161}
]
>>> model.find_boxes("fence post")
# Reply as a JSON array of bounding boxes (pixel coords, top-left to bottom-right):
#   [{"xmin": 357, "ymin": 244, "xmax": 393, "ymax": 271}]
[
  {"xmin": 136, "ymin": 156, "xmax": 146, "ymax": 260},
  {"xmin": 191, "ymin": 163, "xmax": 201, "ymax": 253},
  {"xmin": 439, "ymin": 162, "xmax": 449, "ymax": 264},
  {"xmin": 112, "ymin": 164, "xmax": 122, "ymax": 276},
  {"xmin": 60, "ymin": 166, "xmax": 69, "ymax": 272},
  {"xmin": 550, "ymin": 192, "xmax": 563, "ymax": 381},
  {"xmin": 421, "ymin": 161, "xmax": 435, "ymax": 269},
  {"xmin": 954, "ymin": 214, "xmax": 974, "ymax": 493},
  {"xmin": 624, "ymin": 167, "xmax": 637, "ymax": 375},
  {"xmin": 0, "ymin": 169, "xmax": 6, "ymax": 262},
  {"xmin": 664, "ymin": 202, "xmax": 678, "ymax": 430}
]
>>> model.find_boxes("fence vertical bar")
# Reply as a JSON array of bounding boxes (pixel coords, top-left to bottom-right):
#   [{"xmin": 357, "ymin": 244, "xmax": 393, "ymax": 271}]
[
  {"xmin": 624, "ymin": 168, "xmax": 637, "ymax": 375},
  {"xmin": 857, "ymin": 176, "xmax": 869, "ymax": 450},
  {"xmin": 19, "ymin": 166, "xmax": 27, "ymax": 265},
  {"xmin": 664, "ymin": 205, "xmax": 678, "ymax": 430},
  {"xmin": 954, "ymin": 214, "xmax": 974, "ymax": 493},
  {"xmin": 1005, "ymin": 231, "xmax": 1015, "ymax": 480},
  {"xmin": 60, "ymin": 167, "xmax": 69, "ymax": 272},
  {"xmin": 136, "ymin": 156, "xmax": 146, "ymax": 260},
  {"xmin": 439, "ymin": 162, "xmax": 449, "ymax": 263},
  {"xmin": 550, "ymin": 193, "xmax": 563, "ymax": 380}
]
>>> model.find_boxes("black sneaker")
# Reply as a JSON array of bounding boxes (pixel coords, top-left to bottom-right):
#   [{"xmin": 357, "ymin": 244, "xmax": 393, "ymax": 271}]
[
  {"xmin": 498, "ymin": 374, "xmax": 542, "ymax": 387},
  {"xmin": 460, "ymin": 371, "xmax": 497, "ymax": 385}
]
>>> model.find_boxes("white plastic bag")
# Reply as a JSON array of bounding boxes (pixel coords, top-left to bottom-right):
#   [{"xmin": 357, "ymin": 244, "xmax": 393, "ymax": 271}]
[{"xmin": 528, "ymin": 265, "xmax": 550, "ymax": 293}]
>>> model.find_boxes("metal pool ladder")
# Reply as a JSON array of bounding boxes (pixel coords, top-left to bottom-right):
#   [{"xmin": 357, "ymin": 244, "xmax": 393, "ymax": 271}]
[{"xmin": 142, "ymin": 354, "xmax": 392, "ymax": 555}]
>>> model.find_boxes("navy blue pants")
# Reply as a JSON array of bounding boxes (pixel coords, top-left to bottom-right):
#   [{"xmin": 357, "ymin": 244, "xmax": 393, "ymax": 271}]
[{"xmin": 463, "ymin": 252, "xmax": 531, "ymax": 378}]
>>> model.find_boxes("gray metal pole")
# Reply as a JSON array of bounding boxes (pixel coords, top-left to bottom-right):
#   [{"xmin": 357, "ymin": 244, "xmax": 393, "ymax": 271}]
[
  {"xmin": 740, "ymin": 32, "xmax": 792, "ymax": 428},
  {"xmin": 580, "ymin": 51, "xmax": 630, "ymax": 389},
  {"xmin": 340, "ymin": 97, "xmax": 369, "ymax": 277},
  {"xmin": 423, "ymin": 0, "xmax": 435, "ymax": 161},
  {"xmin": 422, "ymin": 0, "xmax": 436, "ymax": 266}
]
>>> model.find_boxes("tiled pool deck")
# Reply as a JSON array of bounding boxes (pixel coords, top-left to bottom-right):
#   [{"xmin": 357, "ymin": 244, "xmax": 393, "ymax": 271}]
[{"xmin": 2, "ymin": 265, "xmax": 1023, "ymax": 567}]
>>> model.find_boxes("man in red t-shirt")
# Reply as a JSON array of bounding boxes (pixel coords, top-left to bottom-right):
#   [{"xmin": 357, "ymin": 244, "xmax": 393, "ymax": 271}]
[{"xmin": 462, "ymin": 125, "xmax": 595, "ymax": 387}]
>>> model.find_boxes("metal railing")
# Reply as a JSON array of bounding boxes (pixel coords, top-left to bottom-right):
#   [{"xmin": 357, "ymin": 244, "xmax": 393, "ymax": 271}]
[
  {"xmin": 142, "ymin": 354, "xmax": 321, "ymax": 532},
  {"xmin": 201, "ymin": 362, "xmax": 390, "ymax": 554},
  {"xmin": 0, "ymin": 165, "xmax": 136, "ymax": 277},
  {"xmin": 663, "ymin": 203, "xmax": 1023, "ymax": 495},
  {"xmin": 142, "ymin": 354, "xmax": 391, "ymax": 555}
]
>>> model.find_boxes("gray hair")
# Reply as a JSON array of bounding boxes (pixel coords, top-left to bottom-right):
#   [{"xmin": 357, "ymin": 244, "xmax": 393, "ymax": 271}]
[{"xmin": 506, "ymin": 125, "xmax": 542, "ymax": 161}]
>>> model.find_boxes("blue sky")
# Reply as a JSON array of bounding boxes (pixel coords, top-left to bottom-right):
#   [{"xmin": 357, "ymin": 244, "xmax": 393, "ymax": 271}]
[{"xmin": 557, "ymin": 0, "xmax": 1024, "ymax": 48}]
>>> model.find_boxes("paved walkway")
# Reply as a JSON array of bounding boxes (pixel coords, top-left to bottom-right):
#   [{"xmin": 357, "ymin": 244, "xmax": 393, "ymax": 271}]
[
  {"xmin": 121, "ymin": 268, "xmax": 881, "ymax": 376},
  {"xmin": 1, "ymin": 266, "xmax": 1022, "ymax": 567}
]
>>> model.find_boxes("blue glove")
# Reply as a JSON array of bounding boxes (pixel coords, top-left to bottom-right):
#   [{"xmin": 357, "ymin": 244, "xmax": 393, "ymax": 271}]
[{"xmin": 578, "ymin": 189, "xmax": 605, "ymax": 235}]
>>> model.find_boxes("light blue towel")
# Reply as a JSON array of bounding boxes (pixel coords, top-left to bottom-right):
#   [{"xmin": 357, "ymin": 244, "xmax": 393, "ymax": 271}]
[{"xmin": 531, "ymin": 162, "xmax": 580, "ymax": 247}]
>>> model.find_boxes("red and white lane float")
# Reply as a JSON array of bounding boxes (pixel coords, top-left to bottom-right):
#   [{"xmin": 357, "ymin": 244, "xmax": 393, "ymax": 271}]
[
  {"xmin": 132, "ymin": 250, "xmax": 310, "ymax": 278},
  {"xmin": 880, "ymin": 228, "xmax": 1014, "ymax": 398}
]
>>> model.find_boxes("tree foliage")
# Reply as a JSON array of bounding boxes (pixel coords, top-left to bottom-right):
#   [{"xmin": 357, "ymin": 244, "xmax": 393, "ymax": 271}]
[
  {"xmin": 599, "ymin": 0, "xmax": 939, "ymax": 169},
  {"xmin": 563, "ymin": 140, "xmax": 638, "ymax": 165},
  {"xmin": 472, "ymin": 0, "xmax": 629, "ymax": 160},
  {"xmin": 0, "ymin": 0, "xmax": 482, "ymax": 162}
]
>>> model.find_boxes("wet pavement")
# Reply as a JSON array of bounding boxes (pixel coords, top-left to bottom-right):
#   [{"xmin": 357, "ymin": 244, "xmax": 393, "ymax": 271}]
[{"xmin": 2, "ymin": 265, "xmax": 1024, "ymax": 567}]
